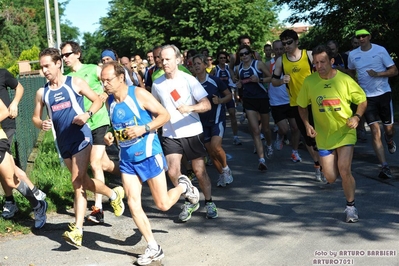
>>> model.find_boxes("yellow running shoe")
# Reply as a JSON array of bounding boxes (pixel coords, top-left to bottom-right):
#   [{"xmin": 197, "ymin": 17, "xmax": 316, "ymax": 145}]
[
  {"xmin": 110, "ymin": 186, "xmax": 125, "ymax": 217},
  {"xmin": 62, "ymin": 228, "xmax": 82, "ymax": 246}
]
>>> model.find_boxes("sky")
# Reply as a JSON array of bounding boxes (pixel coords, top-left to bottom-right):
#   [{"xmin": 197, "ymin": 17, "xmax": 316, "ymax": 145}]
[{"xmin": 64, "ymin": 1, "xmax": 293, "ymax": 35}]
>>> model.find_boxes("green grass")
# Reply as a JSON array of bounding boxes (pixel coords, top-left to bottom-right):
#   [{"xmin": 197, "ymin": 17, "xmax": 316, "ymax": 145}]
[{"xmin": 0, "ymin": 131, "xmax": 73, "ymax": 235}]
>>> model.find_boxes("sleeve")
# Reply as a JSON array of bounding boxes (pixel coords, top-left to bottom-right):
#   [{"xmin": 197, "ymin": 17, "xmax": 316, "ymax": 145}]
[
  {"xmin": 297, "ymin": 79, "xmax": 310, "ymax": 108},
  {"xmin": 347, "ymin": 52, "xmax": 355, "ymax": 70},
  {"xmin": 347, "ymin": 78, "xmax": 366, "ymax": 105},
  {"xmin": 381, "ymin": 48, "xmax": 395, "ymax": 68},
  {"xmin": 188, "ymin": 76, "xmax": 208, "ymax": 102},
  {"xmin": 4, "ymin": 70, "xmax": 19, "ymax": 89}
]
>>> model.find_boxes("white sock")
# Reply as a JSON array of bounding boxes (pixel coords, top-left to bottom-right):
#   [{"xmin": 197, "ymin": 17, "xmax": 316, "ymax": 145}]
[
  {"xmin": 110, "ymin": 191, "xmax": 117, "ymax": 201},
  {"xmin": 222, "ymin": 166, "xmax": 229, "ymax": 172},
  {"xmin": 148, "ymin": 240, "xmax": 158, "ymax": 250}
]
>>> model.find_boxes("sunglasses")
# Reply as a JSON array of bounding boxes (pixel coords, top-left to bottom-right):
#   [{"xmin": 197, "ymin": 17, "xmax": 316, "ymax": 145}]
[
  {"xmin": 61, "ymin": 52, "xmax": 74, "ymax": 58},
  {"xmin": 281, "ymin": 40, "xmax": 294, "ymax": 46},
  {"xmin": 356, "ymin": 34, "xmax": 369, "ymax": 39},
  {"xmin": 239, "ymin": 51, "xmax": 251, "ymax": 57},
  {"xmin": 219, "ymin": 57, "xmax": 227, "ymax": 59}
]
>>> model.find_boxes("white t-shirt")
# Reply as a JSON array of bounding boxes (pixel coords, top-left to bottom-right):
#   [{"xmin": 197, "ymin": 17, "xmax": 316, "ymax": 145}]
[
  {"xmin": 268, "ymin": 58, "xmax": 289, "ymax": 106},
  {"xmin": 151, "ymin": 70, "xmax": 208, "ymax": 138},
  {"xmin": 348, "ymin": 44, "xmax": 394, "ymax": 97}
]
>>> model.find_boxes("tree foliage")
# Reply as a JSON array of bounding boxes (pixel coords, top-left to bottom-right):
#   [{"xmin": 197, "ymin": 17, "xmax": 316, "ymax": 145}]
[
  {"xmin": 93, "ymin": 0, "xmax": 278, "ymax": 58},
  {"xmin": 278, "ymin": 0, "xmax": 399, "ymax": 56}
]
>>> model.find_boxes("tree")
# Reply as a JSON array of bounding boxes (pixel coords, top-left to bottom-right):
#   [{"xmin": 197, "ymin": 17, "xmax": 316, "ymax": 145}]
[{"xmin": 97, "ymin": 0, "xmax": 278, "ymax": 57}]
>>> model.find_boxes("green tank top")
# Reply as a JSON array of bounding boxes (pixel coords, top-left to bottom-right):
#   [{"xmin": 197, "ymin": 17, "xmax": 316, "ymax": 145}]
[
  {"xmin": 65, "ymin": 64, "xmax": 110, "ymax": 130},
  {"xmin": 152, "ymin": 65, "xmax": 192, "ymax": 81}
]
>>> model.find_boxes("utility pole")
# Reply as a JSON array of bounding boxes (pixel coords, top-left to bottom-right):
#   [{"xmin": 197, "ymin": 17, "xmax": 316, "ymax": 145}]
[
  {"xmin": 54, "ymin": 0, "xmax": 62, "ymax": 49},
  {"xmin": 44, "ymin": 0, "xmax": 54, "ymax": 48}
]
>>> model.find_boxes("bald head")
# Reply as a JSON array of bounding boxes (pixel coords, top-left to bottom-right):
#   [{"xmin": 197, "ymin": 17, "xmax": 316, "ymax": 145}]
[{"xmin": 120, "ymin": 57, "xmax": 131, "ymax": 69}]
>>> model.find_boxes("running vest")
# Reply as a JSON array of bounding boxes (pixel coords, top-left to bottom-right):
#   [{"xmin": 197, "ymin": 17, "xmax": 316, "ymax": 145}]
[
  {"xmin": 214, "ymin": 64, "xmax": 236, "ymax": 89},
  {"xmin": 282, "ymin": 49, "xmax": 313, "ymax": 106},
  {"xmin": 268, "ymin": 58, "xmax": 289, "ymax": 106},
  {"xmin": 238, "ymin": 60, "xmax": 268, "ymax": 99},
  {"xmin": 65, "ymin": 64, "xmax": 110, "ymax": 130},
  {"xmin": 108, "ymin": 86, "xmax": 163, "ymax": 162},
  {"xmin": 198, "ymin": 74, "xmax": 226, "ymax": 126},
  {"xmin": 42, "ymin": 76, "xmax": 92, "ymax": 146}
]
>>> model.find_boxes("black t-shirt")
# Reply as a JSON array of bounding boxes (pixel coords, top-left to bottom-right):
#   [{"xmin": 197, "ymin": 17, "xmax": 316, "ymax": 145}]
[{"xmin": 0, "ymin": 69, "xmax": 18, "ymax": 129}]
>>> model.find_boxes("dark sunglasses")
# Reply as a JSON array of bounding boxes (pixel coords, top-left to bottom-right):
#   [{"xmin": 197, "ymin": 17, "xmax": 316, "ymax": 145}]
[
  {"xmin": 282, "ymin": 40, "xmax": 294, "ymax": 46},
  {"xmin": 356, "ymin": 34, "xmax": 369, "ymax": 39},
  {"xmin": 61, "ymin": 52, "xmax": 74, "ymax": 58},
  {"xmin": 239, "ymin": 51, "xmax": 251, "ymax": 57}
]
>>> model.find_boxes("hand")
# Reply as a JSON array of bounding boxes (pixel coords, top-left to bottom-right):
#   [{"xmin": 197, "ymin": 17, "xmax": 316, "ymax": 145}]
[
  {"xmin": 282, "ymin": 75, "xmax": 291, "ymax": 84},
  {"xmin": 8, "ymin": 103, "xmax": 18, "ymax": 119},
  {"xmin": 176, "ymin": 104, "xmax": 191, "ymax": 114},
  {"xmin": 72, "ymin": 112, "xmax": 90, "ymax": 126},
  {"xmin": 305, "ymin": 125, "xmax": 317, "ymax": 138},
  {"xmin": 104, "ymin": 132, "xmax": 115, "ymax": 146},
  {"xmin": 41, "ymin": 119, "xmax": 52, "ymax": 131},
  {"xmin": 212, "ymin": 95, "xmax": 220, "ymax": 104},
  {"xmin": 99, "ymin": 92, "xmax": 108, "ymax": 103},
  {"xmin": 346, "ymin": 116, "xmax": 359, "ymax": 129},
  {"xmin": 366, "ymin": 69, "xmax": 378, "ymax": 77}
]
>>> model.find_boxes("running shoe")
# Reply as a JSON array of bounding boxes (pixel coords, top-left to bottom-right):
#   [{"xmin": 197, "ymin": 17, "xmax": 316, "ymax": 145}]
[
  {"xmin": 178, "ymin": 175, "xmax": 200, "ymax": 204},
  {"xmin": 62, "ymin": 228, "xmax": 83, "ymax": 246},
  {"xmin": 217, "ymin": 173, "xmax": 227, "ymax": 187},
  {"xmin": 379, "ymin": 165, "xmax": 392, "ymax": 179},
  {"xmin": 258, "ymin": 160, "xmax": 268, "ymax": 171},
  {"xmin": 137, "ymin": 245, "xmax": 165, "ymax": 265},
  {"xmin": 34, "ymin": 189, "xmax": 47, "ymax": 201},
  {"xmin": 33, "ymin": 200, "xmax": 47, "ymax": 229},
  {"xmin": 233, "ymin": 136, "xmax": 242, "ymax": 145},
  {"xmin": 260, "ymin": 133, "xmax": 265, "ymax": 140},
  {"xmin": 344, "ymin": 206, "xmax": 359, "ymax": 223},
  {"xmin": 291, "ymin": 151, "xmax": 302, "ymax": 163},
  {"xmin": 385, "ymin": 135, "xmax": 396, "ymax": 154},
  {"xmin": 87, "ymin": 206, "xmax": 104, "ymax": 224},
  {"xmin": 224, "ymin": 168, "xmax": 233, "ymax": 185},
  {"xmin": 187, "ymin": 169, "xmax": 198, "ymax": 183},
  {"xmin": 1, "ymin": 201, "xmax": 18, "ymax": 219},
  {"xmin": 273, "ymin": 124, "xmax": 278, "ymax": 133},
  {"xmin": 314, "ymin": 165, "xmax": 327, "ymax": 183},
  {"xmin": 205, "ymin": 202, "xmax": 218, "ymax": 219},
  {"xmin": 274, "ymin": 134, "xmax": 283, "ymax": 151},
  {"xmin": 110, "ymin": 186, "xmax": 125, "ymax": 217},
  {"xmin": 265, "ymin": 145, "xmax": 273, "ymax": 159},
  {"xmin": 204, "ymin": 155, "xmax": 213, "ymax": 166},
  {"xmin": 239, "ymin": 113, "xmax": 246, "ymax": 124},
  {"xmin": 179, "ymin": 202, "xmax": 199, "ymax": 222}
]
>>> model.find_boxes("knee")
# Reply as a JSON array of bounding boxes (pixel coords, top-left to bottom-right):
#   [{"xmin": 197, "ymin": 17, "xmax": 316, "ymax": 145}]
[{"xmin": 155, "ymin": 201, "xmax": 170, "ymax": 212}]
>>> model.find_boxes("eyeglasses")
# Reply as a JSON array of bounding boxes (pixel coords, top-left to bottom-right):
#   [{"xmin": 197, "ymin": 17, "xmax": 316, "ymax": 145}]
[
  {"xmin": 239, "ymin": 51, "xmax": 251, "ymax": 57},
  {"xmin": 219, "ymin": 57, "xmax": 226, "ymax": 60},
  {"xmin": 61, "ymin": 52, "xmax": 74, "ymax": 58},
  {"xmin": 207, "ymin": 58, "xmax": 213, "ymax": 61},
  {"xmin": 281, "ymin": 40, "xmax": 294, "ymax": 46},
  {"xmin": 356, "ymin": 34, "xmax": 369, "ymax": 39},
  {"xmin": 102, "ymin": 76, "xmax": 117, "ymax": 84}
]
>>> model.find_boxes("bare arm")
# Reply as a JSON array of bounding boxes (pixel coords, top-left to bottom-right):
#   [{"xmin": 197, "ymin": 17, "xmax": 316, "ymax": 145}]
[
  {"xmin": 32, "ymin": 87, "xmax": 50, "ymax": 130},
  {"xmin": 8, "ymin": 82, "xmax": 24, "ymax": 119},
  {"xmin": 177, "ymin": 96, "xmax": 211, "ymax": 114},
  {"xmin": 271, "ymin": 57, "xmax": 289, "ymax": 87},
  {"xmin": 367, "ymin": 65, "xmax": 398, "ymax": 78},
  {"xmin": 257, "ymin": 61, "xmax": 272, "ymax": 83},
  {"xmin": 0, "ymin": 99, "xmax": 10, "ymax": 122},
  {"xmin": 298, "ymin": 106, "xmax": 316, "ymax": 138},
  {"xmin": 212, "ymin": 89, "xmax": 232, "ymax": 105},
  {"xmin": 347, "ymin": 100, "xmax": 367, "ymax": 129}
]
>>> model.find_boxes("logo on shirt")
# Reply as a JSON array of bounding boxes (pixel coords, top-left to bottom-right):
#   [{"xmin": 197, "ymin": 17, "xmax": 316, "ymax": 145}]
[
  {"xmin": 51, "ymin": 101, "xmax": 71, "ymax": 112},
  {"xmin": 316, "ymin": 96, "xmax": 342, "ymax": 112},
  {"xmin": 324, "ymin": 83, "xmax": 332, "ymax": 89},
  {"xmin": 116, "ymin": 108, "xmax": 125, "ymax": 120},
  {"xmin": 292, "ymin": 66, "xmax": 301, "ymax": 73}
]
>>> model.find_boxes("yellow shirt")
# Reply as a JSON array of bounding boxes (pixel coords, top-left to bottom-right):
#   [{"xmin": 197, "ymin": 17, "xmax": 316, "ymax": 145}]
[
  {"xmin": 297, "ymin": 71, "xmax": 366, "ymax": 150},
  {"xmin": 282, "ymin": 50, "xmax": 313, "ymax": 106}
]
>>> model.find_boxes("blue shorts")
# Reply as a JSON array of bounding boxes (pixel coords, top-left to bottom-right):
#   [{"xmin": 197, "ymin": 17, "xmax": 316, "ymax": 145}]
[
  {"xmin": 119, "ymin": 153, "xmax": 168, "ymax": 182},
  {"xmin": 318, "ymin": 145, "xmax": 354, "ymax": 157},
  {"xmin": 203, "ymin": 121, "xmax": 225, "ymax": 143}
]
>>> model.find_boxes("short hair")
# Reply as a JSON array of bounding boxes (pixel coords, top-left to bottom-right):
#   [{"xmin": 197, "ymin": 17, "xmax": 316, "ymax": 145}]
[
  {"xmin": 161, "ymin": 44, "xmax": 182, "ymax": 59},
  {"xmin": 101, "ymin": 61, "xmax": 126, "ymax": 82},
  {"xmin": 214, "ymin": 51, "xmax": 230, "ymax": 65},
  {"xmin": 60, "ymin": 41, "xmax": 82, "ymax": 60},
  {"xmin": 326, "ymin": 40, "xmax": 339, "ymax": 49},
  {"xmin": 312, "ymin": 45, "xmax": 334, "ymax": 60},
  {"xmin": 272, "ymin": 40, "xmax": 282, "ymax": 48},
  {"xmin": 186, "ymin": 49, "xmax": 198, "ymax": 59},
  {"xmin": 39, "ymin": 48, "xmax": 62, "ymax": 64},
  {"xmin": 192, "ymin": 54, "xmax": 208, "ymax": 65},
  {"xmin": 237, "ymin": 34, "xmax": 251, "ymax": 45},
  {"xmin": 279, "ymin": 29, "xmax": 299, "ymax": 41},
  {"xmin": 264, "ymin": 43, "xmax": 272, "ymax": 49}
]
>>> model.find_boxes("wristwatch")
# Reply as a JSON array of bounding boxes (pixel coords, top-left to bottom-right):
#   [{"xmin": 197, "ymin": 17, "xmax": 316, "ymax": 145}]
[
  {"xmin": 86, "ymin": 110, "xmax": 93, "ymax": 118},
  {"xmin": 145, "ymin": 124, "xmax": 150, "ymax": 132}
]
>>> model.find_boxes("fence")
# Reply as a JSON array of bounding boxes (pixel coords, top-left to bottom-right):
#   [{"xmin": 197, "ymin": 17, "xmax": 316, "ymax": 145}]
[{"xmin": 11, "ymin": 74, "xmax": 47, "ymax": 170}]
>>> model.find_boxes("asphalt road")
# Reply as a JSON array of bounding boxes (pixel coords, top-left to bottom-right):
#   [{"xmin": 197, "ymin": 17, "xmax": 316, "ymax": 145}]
[{"xmin": 0, "ymin": 110, "xmax": 398, "ymax": 266}]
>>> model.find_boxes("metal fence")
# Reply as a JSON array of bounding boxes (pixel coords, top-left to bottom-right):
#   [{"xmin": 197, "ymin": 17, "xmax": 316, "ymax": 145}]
[{"xmin": 11, "ymin": 74, "xmax": 47, "ymax": 170}]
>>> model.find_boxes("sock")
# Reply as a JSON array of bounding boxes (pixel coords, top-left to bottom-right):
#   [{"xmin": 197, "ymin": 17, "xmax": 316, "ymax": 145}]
[
  {"xmin": 205, "ymin": 197, "xmax": 213, "ymax": 205},
  {"xmin": 179, "ymin": 183, "xmax": 188, "ymax": 194},
  {"xmin": 346, "ymin": 200, "xmax": 355, "ymax": 207},
  {"xmin": 95, "ymin": 203, "xmax": 103, "ymax": 210},
  {"xmin": 31, "ymin": 186, "xmax": 39, "ymax": 195},
  {"xmin": 16, "ymin": 180, "xmax": 39, "ymax": 208},
  {"xmin": 222, "ymin": 166, "xmax": 229, "ymax": 172},
  {"xmin": 148, "ymin": 240, "xmax": 158, "ymax": 250},
  {"xmin": 382, "ymin": 162, "xmax": 389, "ymax": 167},
  {"xmin": 259, "ymin": 158, "xmax": 265, "ymax": 163},
  {"xmin": 109, "ymin": 191, "xmax": 117, "ymax": 201},
  {"xmin": 76, "ymin": 226, "xmax": 83, "ymax": 234},
  {"xmin": 5, "ymin": 195, "xmax": 14, "ymax": 203}
]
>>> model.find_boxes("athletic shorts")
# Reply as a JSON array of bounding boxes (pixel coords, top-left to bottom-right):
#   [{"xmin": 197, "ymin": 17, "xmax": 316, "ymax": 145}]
[
  {"xmin": 243, "ymin": 98, "xmax": 271, "ymax": 114},
  {"xmin": 319, "ymin": 145, "xmax": 354, "ymax": 157},
  {"xmin": 203, "ymin": 121, "xmax": 226, "ymax": 143},
  {"xmin": 293, "ymin": 105, "xmax": 317, "ymax": 148},
  {"xmin": 226, "ymin": 98, "xmax": 235, "ymax": 109},
  {"xmin": 271, "ymin": 104, "xmax": 296, "ymax": 123},
  {"xmin": 162, "ymin": 134, "xmax": 207, "ymax": 161},
  {"xmin": 364, "ymin": 92, "xmax": 394, "ymax": 125},
  {"xmin": 92, "ymin": 125, "xmax": 109, "ymax": 145},
  {"xmin": 0, "ymin": 138, "xmax": 10, "ymax": 164},
  {"xmin": 58, "ymin": 137, "xmax": 91, "ymax": 159},
  {"xmin": 120, "ymin": 153, "xmax": 167, "ymax": 182}
]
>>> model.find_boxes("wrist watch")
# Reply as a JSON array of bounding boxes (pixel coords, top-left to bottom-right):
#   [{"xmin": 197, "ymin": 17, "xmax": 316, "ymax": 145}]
[
  {"xmin": 86, "ymin": 110, "xmax": 93, "ymax": 118},
  {"xmin": 144, "ymin": 124, "xmax": 150, "ymax": 132}
]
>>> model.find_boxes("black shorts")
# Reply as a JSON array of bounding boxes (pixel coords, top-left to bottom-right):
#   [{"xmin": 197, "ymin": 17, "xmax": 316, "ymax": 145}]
[
  {"xmin": 243, "ymin": 98, "xmax": 271, "ymax": 114},
  {"xmin": 162, "ymin": 134, "xmax": 207, "ymax": 161},
  {"xmin": 364, "ymin": 92, "xmax": 394, "ymax": 125},
  {"xmin": 293, "ymin": 106, "xmax": 317, "ymax": 148},
  {"xmin": 92, "ymin": 125, "xmax": 109, "ymax": 145},
  {"xmin": 271, "ymin": 104, "xmax": 296, "ymax": 123},
  {"xmin": 226, "ymin": 98, "xmax": 235, "ymax": 109},
  {"xmin": 0, "ymin": 138, "xmax": 10, "ymax": 164}
]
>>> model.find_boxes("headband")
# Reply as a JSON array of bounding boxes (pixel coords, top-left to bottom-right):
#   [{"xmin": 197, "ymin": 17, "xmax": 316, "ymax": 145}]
[
  {"xmin": 355, "ymin": 29, "xmax": 370, "ymax": 36},
  {"xmin": 101, "ymin": 50, "xmax": 116, "ymax": 60}
]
